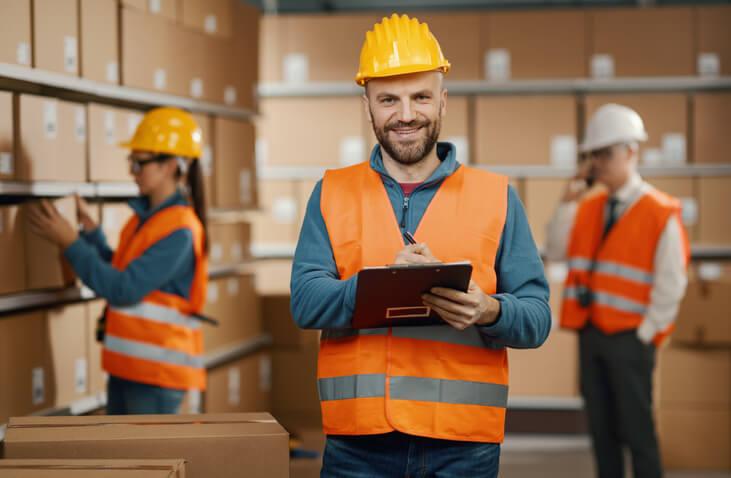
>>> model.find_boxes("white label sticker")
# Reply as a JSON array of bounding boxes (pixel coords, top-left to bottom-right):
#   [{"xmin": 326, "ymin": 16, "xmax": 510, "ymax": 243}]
[
  {"xmin": 283, "ymin": 53, "xmax": 309, "ymax": 84},
  {"xmin": 339, "ymin": 136, "xmax": 365, "ymax": 166},
  {"xmin": 106, "ymin": 62, "xmax": 119, "ymax": 83},
  {"xmin": 227, "ymin": 366, "xmax": 241, "ymax": 406},
  {"xmin": 207, "ymin": 283, "xmax": 219, "ymax": 303},
  {"xmin": 32, "ymin": 367, "xmax": 45, "ymax": 405},
  {"xmin": 224, "ymin": 86, "xmax": 237, "ymax": 105},
  {"xmin": 697, "ymin": 53, "xmax": 720, "ymax": 78},
  {"xmin": 0, "ymin": 152, "xmax": 14, "ymax": 175},
  {"xmin": 255, "ymin": 139, "xmax": 268, "ymax": 168},
  {"xmin": 128, "ymin": 113, "xmax": 143, "ymax": 136},
  {"xmin": 698, "ymin": 262, "xmax": 722, "ymax": 282},
  {"xmin": 75, "ymin": 358, "xmax": 88, "ymax": 394},
  {"xmin": 64, "ymin": 36, "xmax": 78, "ymax": 73},
  {"xmin": 231, "ymin": 243, "xmax": 243, "ymax": 262},
  {"xmin": 75, "ymin": 107, "xmax": 86, "ymax": 143},
  {"xmin": 591, "ymin": 54, "xmax": 615, "ymax": 79},
  {"xmin": 202, "ymin": 145, "xmax": 213, "ymax": 177},
  {"xmin": 680, "ymin": 197, "xmax": 698, "ymax": 227},
  {"xmin": 211, "ymin": 243, "xmax": 223, "ymax": 262},
  {"xmin": 272, "ymin": 197, "xmax": 297, "ymax": 224},
  {"xmin": 485, "ymin": 49, "xmax": 511, "ymax": 81},
  {"xmin": 187, "ymin": 389, "xmax": 202, "ymax": 414},
  {"xmin": 547, "ymin": 262, "xmax": 569, "ymax": 283},
  {"xmin": 550, "ymin": 135, "xmax": 578, "ymax": 167},
  {"xmin": 662, "ymin": 133, "xmax": 686, "ymax": 163},
  {"xmin": 153, "ymin": 68, "xmax": 167, "ymax": 90},
  {"xmin": 445, "ymin": 136, "xmax": 469, "ymax": 165},
  {"xmin": 204, "ymin": 14, "xmax": 218, "ymax": 34},
  {"xmin": 259, "ymin": 355, "xmax": 272, "ymax": 392},
  {"xmin": 16, "ymin": 42, "xmax": 30, "ymax": 66},
  {"xmin": 148, "ymin": 0, "xmax": 161, "ymax": 13},
  {"xmin": 190, "ymin": 78, "xmax": 204, "ymax": 99},
  {"xmin": 642, "ymin": 148, "xmax": 663, "ymax": 166},
  {"xmin": 227, "ymin": 278, "xmax": 240, "ymax": 296},
  {"xmin": 104, "ymin": 111, "xmax": 116, "ymax": 145},
  {"xmin": 239, "ymin": 169, "xmax": 252, "ymax": 204},
  {"xmin": 43, "ymin": 101, "xmax": 58, "ymax": 140}
]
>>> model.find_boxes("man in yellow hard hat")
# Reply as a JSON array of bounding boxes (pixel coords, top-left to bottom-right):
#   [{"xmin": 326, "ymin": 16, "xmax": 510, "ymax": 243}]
[{"xmin": 290, "ymin": 14, "xmax": 551, "ymax": 476}]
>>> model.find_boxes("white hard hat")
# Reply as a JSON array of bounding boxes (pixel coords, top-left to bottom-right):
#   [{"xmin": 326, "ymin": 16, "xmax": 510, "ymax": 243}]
[{"xmin": 580, "ymin": 103, "xmax": 648, "ymax": 153}]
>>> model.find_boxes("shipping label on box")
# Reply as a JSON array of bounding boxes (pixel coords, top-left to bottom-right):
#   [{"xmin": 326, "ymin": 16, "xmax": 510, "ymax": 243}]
[
  {"xmin": 591, "ymin": 54, "xmax": 615, "ymax": 79},
  {"xmin": 485, "ymin": 49, "xmax": 511, "ymax": 81}
]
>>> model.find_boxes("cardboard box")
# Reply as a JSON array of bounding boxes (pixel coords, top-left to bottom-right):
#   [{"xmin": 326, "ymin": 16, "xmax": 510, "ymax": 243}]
[
  {"xmin": 101, "ymin": 203, "xmax": 135, "ymax": 250},
  {"xmin": 205, "ymin": 351, "xmax": 271, "ymax": 414},
  {"xmin": 474, "ymin": 95, "xmax": 577, "ymax": 167},
  {"xmin": 212, "ymin": 117, "xmax": 257, "ymax": 209},
  {"xmin": 262, "ymin": 294, "xmax": 319, "ymax": 349},
  {"xmin": 0, "ymin": 0, "xmax": 32, "ymax": 67},
  {"xmin": 696, "ymin": 5, "xmax": 731, "ymax": 77},
  {"xmin": 585, "ymin": 94, "xmax": 689, "ymax": 164},
  {"xmin": 22, "ymin": 196, "xmax": 78, "ymax": 290},
  {"xmin": 32, "ymin": 0, "xmax": 79, "ymax": 76},
  {"xmin": 223, "ymin": 2, "xmax": 259, "ymax": 110},
  {"xmin": 203, "ymin": 274, "xmax": 261, "ymax": 352},
  {"xmin": 4, "ymin": 413, "xmax": 289, "ymax": 478},
  {"xmin": 0, "ymin": 459, "xmax": 186, "ymax": 477},
  {"xmin": 480, "ymin": 10, "xmax": 587, "ymax": 80},
  {"xmin": 88, "ymin": 104, "xmax": 143, "ymax": 181},
  {"xmin": 673, "ymin": 264, "xmax": 731, "ymax": 347},
  {"xmin": 658, "ymin": 408, "xmax": 731, "ymax": 471},
  {"xmin": 122, "ymin": 0, "xmax": 178, "ymax": 21},
  {"xmin": 15, "ymin": 94, "xmax": 87, "ymax": 182},
  {"xmin": 47, "ymin": 304, "xmax": 90, "ymax": 406},
  {"xmin": 192, "ymin": 113, "xmax": 215, "ymax": 207},
  {"xmin": 79, "ymin": 0, "xmax": 119, "ymax": 84},
  {"xmin": 208, "ymin": 221, "xmax": 251, "ymax": 267},
  {"xmin": 0, "ymin": 313, "xmax": 54, "ymax": 423},
  {"xmin": 254, "ymin": 260, "xmax": 292, "ymax": 296},
  {"xmin": 86, "ymin": 300, "xmax": 108, "ymax": 397},
  {"xmin": 588, "ymin": 7, "xmax": 694, "ymax": 78},
  {"xmin": 657, "ymin": 345, "xmax": 731, "ymax": 409},
  {"xmin": 272, "ymin": 344, "xmax": 320, "ymax": 422},
  {"xmin": 523, "ymin": 179, "xmax": 567, "ymax": 248},
  {"xmin": 250, "ymin": 180, "xmax": 299, "ymax": 247},
  {"xmin": 693, "ymin": 93, "xmax": 731, "ymax": 165},
  {"xmin": 411, "ymin": 13, "xmax": 481, "ymax": 80},
  {"xmin": 698, "ymin": 177, "xmax": 731, "ymax": 245},
  {"xmin": 0, "ymin": 206, "xmax": 27, "ymax": 295},
  {"xmin": 179, "ymin": 0, "xmax": 232, "ymax": 37},
  {"xmin": 0, "ymin": 91, "xmax": 14, "ymax": 180}
]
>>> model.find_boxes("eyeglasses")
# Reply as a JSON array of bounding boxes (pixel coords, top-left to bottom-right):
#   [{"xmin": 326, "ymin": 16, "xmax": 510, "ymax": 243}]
[{"xmin": 127, "ymin": 154, "xmax": 172, "ymax": 174}]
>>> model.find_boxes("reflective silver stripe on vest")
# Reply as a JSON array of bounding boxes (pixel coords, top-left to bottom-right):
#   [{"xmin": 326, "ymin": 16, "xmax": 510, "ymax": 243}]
[
  {"xmin": 105, "ymin": 334, "xmax": 204, "ymax": 369},
  {"xmin": 390, "ymin": 376, "xmax": 509, "ymax": 408},
  {"xmin": 318, "ymin": 374, "xmax": 385, "ymax": 401},
  {"xmin": 109, "ymin": 302, "xmax": 202, "ymax": 330},
  {"xmin": 568, "ymin": 258, "xmax": 653, "ymax": 286},
  {"xmin": 322, "ymin": 325, "xmax": 488, "ymax": 349},
  {"xmin": 564, "ymin": 287, "xmax": 648, "ymax": 315}
]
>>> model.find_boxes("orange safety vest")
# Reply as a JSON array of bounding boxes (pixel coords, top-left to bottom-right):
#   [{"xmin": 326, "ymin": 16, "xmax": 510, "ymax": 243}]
[
  {"xmin": 318, "ymin": 162, "xmax": 509, "ymax": 443},
  {"xmin": 102, "ymin": 205, "xmax": 208, "ymax": 391},
  {"xmin": 560, "ymin": 188, "xmax": 689, "ymax": 346}
]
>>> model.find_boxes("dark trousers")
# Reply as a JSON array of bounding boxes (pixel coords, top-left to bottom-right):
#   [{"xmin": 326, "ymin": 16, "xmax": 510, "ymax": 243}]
[
  {"xmin": 106, "ymin": 375, "xmax": 185, "ymax": 415},
  {"xmin": 579, "ymin": 324, "xmax": 662, "ymax": 478}
]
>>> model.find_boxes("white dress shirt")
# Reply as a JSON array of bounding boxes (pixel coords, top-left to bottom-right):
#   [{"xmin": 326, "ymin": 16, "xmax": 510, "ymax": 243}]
[{"xmin": 545, "ymin": 173, "xmax": 688, "ymax": 344}]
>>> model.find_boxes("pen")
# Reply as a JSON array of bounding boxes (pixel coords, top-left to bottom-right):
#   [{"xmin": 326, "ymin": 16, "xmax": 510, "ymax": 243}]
[{"xmin": 404, "ymin": 231, "xmax": 417, "ymax": 245}]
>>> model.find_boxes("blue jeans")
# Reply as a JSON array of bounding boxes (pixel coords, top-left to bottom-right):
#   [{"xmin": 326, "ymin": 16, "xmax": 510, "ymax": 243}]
[
  {"xmin": 321, "ymin": 431, "xmax": 500, "ymax": 478},
  {"xmin": 106, "ymin": 375, "xmax": 185, "ymax": 415}
]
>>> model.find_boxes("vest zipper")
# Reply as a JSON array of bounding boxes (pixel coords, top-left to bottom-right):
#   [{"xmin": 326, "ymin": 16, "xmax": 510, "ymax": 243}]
[{"xmin": 400, "ymin": 195, "xmax": 410, "ymax": 230}]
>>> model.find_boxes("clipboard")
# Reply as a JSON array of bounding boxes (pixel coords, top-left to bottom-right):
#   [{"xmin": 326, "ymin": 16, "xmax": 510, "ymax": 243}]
[{"xmin": 351, "ymin": 261, "xmax": 473, "ymax": 329}]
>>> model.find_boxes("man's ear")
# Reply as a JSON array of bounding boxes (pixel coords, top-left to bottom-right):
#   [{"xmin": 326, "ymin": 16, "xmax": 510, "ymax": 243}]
[{"xmin": 362, "ymin": 94, "xmax": 373, "ymax": 124}]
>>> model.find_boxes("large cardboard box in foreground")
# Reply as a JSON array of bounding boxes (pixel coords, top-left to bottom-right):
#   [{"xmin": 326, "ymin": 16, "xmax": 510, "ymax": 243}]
[
  {"xmin": 0, "ymin": 459, "xmax": 186, "ymax": 478},
  {"xmin": 4, "ymin": 413, "xmax": 289, "ymax": 478}
]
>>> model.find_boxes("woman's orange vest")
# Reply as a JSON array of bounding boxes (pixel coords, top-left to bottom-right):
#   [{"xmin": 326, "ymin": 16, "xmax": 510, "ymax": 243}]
[
  {"xmin": 102, "ymin": 205, "xmax": 208, "ymax": 391},
  {"xmin": 560, "ymin": 188, "xmax": 689, "ymax": 346},
  {"xmin": 318, "ymin": 162, "xmax": 510, "ymax": 443}
]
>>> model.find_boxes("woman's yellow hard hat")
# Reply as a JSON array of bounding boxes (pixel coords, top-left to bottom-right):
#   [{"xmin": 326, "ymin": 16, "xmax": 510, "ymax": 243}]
[
  {"xmin": 355, "ymin": 14, "xmax": 450, "ymax": 86},
  {"xmin": 120, "ymin": 107, "xmax": 202, "ymax": 158}
]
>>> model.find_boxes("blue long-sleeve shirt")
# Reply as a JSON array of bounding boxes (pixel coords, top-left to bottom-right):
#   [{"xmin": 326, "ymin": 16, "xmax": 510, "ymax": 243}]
[
  {"xmin": 290, "ymin": 142, "xmax": 551, "ymax": 349},
  {"xmin": 64, "ymin": 190, "xmax": 196, "ymax": 306}
]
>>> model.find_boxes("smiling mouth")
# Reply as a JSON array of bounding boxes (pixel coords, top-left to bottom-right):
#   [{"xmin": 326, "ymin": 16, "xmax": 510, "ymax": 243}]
[{"xmin": 390, "ymin": 126, "xmax": 423, "ymax": 138}]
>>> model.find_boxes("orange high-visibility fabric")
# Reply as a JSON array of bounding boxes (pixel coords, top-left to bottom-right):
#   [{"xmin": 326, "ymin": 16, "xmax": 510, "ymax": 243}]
[
  {"xmin": 560, "ymin": 189, "xmax": 689, "ymax": 346},
  {"xmin": 319, "ymin": 162, "xmax": 509, "ymax": 443},
  {"xmin": 103, "ymin": 205, "xmax": 208, "ymax": 390}
]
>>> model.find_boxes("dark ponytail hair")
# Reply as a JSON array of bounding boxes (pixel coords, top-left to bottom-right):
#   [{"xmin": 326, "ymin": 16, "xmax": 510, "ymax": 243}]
[{"xmin": 184, "ymin": 158, "xmax": 209, "ymax": 254}]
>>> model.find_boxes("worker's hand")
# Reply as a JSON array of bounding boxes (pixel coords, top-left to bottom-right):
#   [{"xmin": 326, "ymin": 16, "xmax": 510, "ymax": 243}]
[
  {"xmin": 26, "ymin": 200, "xmax": 78, "ymax": 249},
  {"xmin": 562, "ymin": 157, "xmax": 594, "ymax": 203},
  {"xmin": 394, "ymin": 243, "xmax": 440, "ymax": 265},
  {"xmin": 422, "ymin": 280, "xmax": 501, "ymax": 330},
  {"xmin": 75, "ymin": 194, "xmax": 98, "ymax": 232}
]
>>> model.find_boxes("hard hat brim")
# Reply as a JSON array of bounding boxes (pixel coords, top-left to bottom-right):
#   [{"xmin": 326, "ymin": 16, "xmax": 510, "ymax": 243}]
[
  {"xmin": 356, "ymin": 63, "xmax": 450, "ymax": 86},
  {"xmin": 579, "ymin": 133, "xmax": 648, "ymax": 154}
]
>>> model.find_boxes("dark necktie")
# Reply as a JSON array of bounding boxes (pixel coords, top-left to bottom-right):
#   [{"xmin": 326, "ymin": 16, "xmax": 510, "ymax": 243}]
[{"xmin": 603, "ymin": 197, "xmax": 620, "ymax": 239}]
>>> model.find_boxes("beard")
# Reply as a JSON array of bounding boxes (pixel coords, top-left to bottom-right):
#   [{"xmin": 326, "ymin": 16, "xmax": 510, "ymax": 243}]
[{"xmin": 372, "ymin": 108, "xmax": 442, "ymax": 166}]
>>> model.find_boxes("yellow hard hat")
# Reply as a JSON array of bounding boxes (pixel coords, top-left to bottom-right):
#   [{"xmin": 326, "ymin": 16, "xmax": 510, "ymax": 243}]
[
  {"xmin": 120, "ymin": 107, "xmax": 202, "ymax": 158},
  {"xmin": 355, "ymin": 14, "xmax": 450, "ymax": 86}
]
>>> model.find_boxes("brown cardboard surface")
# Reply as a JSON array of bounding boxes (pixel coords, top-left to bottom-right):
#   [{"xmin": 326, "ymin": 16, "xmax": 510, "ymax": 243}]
[
  {"xmin": 79, "ymin": 0, "xmax": 119, "ymax": 84},
  {"xmin": 257, "ymin": 97, "xmax": 366, "ymax": 167},
  {"xmin": 412, "ymin": 13, "xmax": 481, "ymax": 80},
  {"xmin": 22, "ymin": 196, "xmax": 78, "ymax": 290},
  {"xmin": 262, "ymin": 294, "xmax": 319, "ymax": 349},
  {"xmin": 120, "ymin": 0, "xmax": 147, "ymax": 11},
  {"xmin": 88, "ymin": 104, "xmax": 140, "ymax": 182},
  {"xmin": 693, "ymin": 92, "xmax": 731, "ymax": 164},
  {"xmin": 205, "ymin": 351, "xmax": 271, "ymax": 413},
  {"xmin": 0, "ymin": 0, "xmax": 32, "ymax": 67},
  {"xmin": 86, "ymin": 300, "xmax": 107, "ymax": 396},
  {"xmin": 0, "ymin": 206, "xmax": 27, "ymax": 295},
  {"xmin": 254, "ymin": 260, "xmax": 293, "ymax": 296},
  {"xmin": 697, "ymin": 5, "xmax": 731, "ymax": 76},
  {"xmin": 100, "ymin": 203, "xmax": 134, "ymax": 250},
  {"xmin": 0, "ymin": 91, "xmax": 14, "ymax": 179},
  {"xmin": 151, "ymin": 0, "xmax": 178, "ymax": 22},
  {"xmin": 4, "ymin": 413, "xmax": 288, "ymax": 478},
  {"xmin": 47, "ymin": 304, "xmax": 89, "ymax": 406},
  {"xmin": 15, "ymin": 95, "xmax": 86, "ymax": 182},
  {"xmin": 0, "ymin": 458, "xmax": 186, "ymax": 478},
  {"xmin": 698, "ymin": 177, "xmax": 731, "ymax": 245},
  {"xmin": 259, "ymin": 15, "xmax": 284, "ymax": 84},
  {"xmin": 212, "ymin": 117, "xmax": 256, "ymax": 209},
  {"xmin": 203, "ymin": 274, "xmax": 261, "ymax": 352},
  {"xmin": 584, "ymin": 94, "xmax": 689, "ymax": 163},
  {"xmin": 588, "ymin": 7, "xmax": 694, "ymax": 77},
  {"xmin": 474, "ymin": 95, "xmax": 577, "ymax": 166},
  {"xmin": 523, "ymin": 179, "xmax": 566, "ymax": 248},
  {"xmin": 208, "ymin": 221, "xmax": 251, "ymax": 267},
  {"xmin": 250, "ymin": 180, "xmax": 299, "ymax": 246},
  {"xmin": 272, "ymin": 344, "xmax": 320, "ymax": 419},
  {"xmin": 645, "ymin": 177, "xmax": 698, "ymax": 242},
  {"xmin": 658, "ymin": 408, "xmax": 731, "ymax": 471},
  {"xmin": 674, "ymin": 265, "xmax": 731, "ymax": 347},
  {"xmin": 658, "ymin": 345, "xmax": 731, "ymax": 408},
  {"xmin": 191, "ymin": 113, "xmax": 214, "ymax": 207},
  {"xmin": 32, "ymin": 0, "xmax": 79, "ymax": 76},
  {"xmin": 480, "ymin": 10, "xmax": 587, "ymax": 79},
  {"xmin": 0, "ymin": 313, "xmax": 54, "ymax": 423},
  {"xmin": 179, "ymin": 0, "xmax": 232, "ymax": 37}
]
